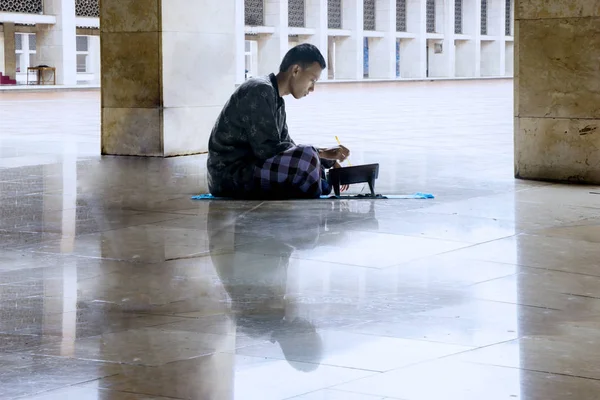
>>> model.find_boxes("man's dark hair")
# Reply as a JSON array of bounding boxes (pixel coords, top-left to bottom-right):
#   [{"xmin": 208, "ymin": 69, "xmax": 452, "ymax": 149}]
[{"xmin": 279, "ymin": 43, "xmax": 326, "ymax": 73}]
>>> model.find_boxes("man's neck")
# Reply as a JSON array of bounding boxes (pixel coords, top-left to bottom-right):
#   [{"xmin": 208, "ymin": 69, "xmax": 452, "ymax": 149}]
[{"xmin": 275, "ymin": 72, "xmax": 291, "ymax": 97}]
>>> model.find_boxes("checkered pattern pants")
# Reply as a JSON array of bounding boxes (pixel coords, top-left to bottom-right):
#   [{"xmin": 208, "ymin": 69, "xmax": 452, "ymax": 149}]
[{"xmin": 254, "ymin": 145, "xmax": 331, "ymax": 199}]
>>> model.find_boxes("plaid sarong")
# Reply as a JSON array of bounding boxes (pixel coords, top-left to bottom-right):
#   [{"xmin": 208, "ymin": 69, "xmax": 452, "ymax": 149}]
[{"xmin": 254, "ymin": 145, "xmax": 331, "ymax": 199}]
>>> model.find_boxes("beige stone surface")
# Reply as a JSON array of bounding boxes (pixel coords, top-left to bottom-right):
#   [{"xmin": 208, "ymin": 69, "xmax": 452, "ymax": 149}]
[
  {"xmin": 101, "ymin": 108, "xmax": 163, "ymax": 156},
  {"xmin": 517, "ymin": 17, "xmax": 600, "ymax": 120},
  {"xmin": 100, "ymin": 0, "xmax": 159, "ymax": 33},
  {"xmin": 2, "ymin": 23, "xmax": 16, "ymax": 78},
  {"xmin": 515, "ymin": 117, "xmax": 600, "ymax": 183},
  {"xmin": 517, "ymin": 0, "xmax": 600, "ymax": 20},
  {"xmin": 101, "ymin": 32, "xmax": 161, "ymax": 109}
]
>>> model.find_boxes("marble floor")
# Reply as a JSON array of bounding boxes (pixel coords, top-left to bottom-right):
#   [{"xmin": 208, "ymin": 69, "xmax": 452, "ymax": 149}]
[{"xmin": 1, "ymin": 80, "xmax": 600, "ymax": 400}]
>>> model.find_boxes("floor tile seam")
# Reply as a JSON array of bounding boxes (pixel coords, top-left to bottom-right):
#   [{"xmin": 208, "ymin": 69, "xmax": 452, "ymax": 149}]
[
  {"xmin": 6, "ymin": 375, "xmax": 124, "ymax": 400},
  {"xmin": 292, "ymin": 340, "xmax": 520, "ymax": 398},
  {"xmin": 284, "ymin": 387, "xmax": 407, "ymax": 400},
  {"xmin": 286, "ymin": 254, "xmax": 391, "ymax": 269},
  {"xmin": 25, "ymin": 250, "xmax": 154, "ymax": 264},
  {"xmin": 20, "ymin": 351, "xmax": 202, "ymax": 368},
  {"xmin": 524, "ymin": 231, "xmax": 600, "ymax": 246},
  {"xmin": 205, "ymin": 350, "xmax": 385, "ymax": 374},
  {"xmin": 457, "ymin": 257, "xmax": 600, "ymax": 279},
  {"xmin": 328, "ymin": 225, "xmax": 477, "ymax": 245},
  {"xmin": 461, "ymin": 359, "xmax": 600, "ymax": 382},
  {"xmin": 123, "ymin": 201, "xmax": 266, "ymax": 217},
  {"xmin": 379, "ymin": 234, "xmax": 520, "ymax": 270},
  {"xmin": 456, "ymin": 296, "xmax": 565, "ymax": 311},
  {"xmin": 458, "ymin": 272, "xmax": 520, "ymax": 287},
  {"xmin": 313, "ymin": 326, "xmax": 483, "ymax": 349},
  {"xmin": 463, "ymin": 267, "xmax": 600, "ymax": 287}
]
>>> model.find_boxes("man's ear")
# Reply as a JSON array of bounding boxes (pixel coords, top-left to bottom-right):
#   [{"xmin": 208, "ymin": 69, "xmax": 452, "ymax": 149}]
[{"xmin": 292, "ymin": 64, "xmax": 301, "ymax": 76}]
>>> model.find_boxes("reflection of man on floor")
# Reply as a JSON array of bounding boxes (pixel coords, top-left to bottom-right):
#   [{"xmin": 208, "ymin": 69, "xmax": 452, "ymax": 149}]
[
  {"xmin": 207, "ymin": 201, "xmax": 379, "ymax": 371},
  {"xmin": 207, "ymin": 44, "xmax": 350, "ymax": 199}
]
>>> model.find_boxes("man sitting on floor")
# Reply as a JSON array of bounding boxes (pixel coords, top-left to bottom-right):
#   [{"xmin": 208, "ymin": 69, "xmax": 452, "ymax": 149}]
[{"xmin": 207, "ymin": 43, "xmax": 350, "ymax": 199}]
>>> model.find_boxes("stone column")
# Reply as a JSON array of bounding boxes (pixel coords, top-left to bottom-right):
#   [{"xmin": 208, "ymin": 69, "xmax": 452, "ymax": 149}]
[
  {"xmin": 369, "ymin": 0, "xmax": 396, "ymax": 79},
  {"xmin": 258, "ymin": 0, "xmax": 289, "ymax": 75},
  {"xmin": 515, "ymin": 0, "xmax": 600, "ymax": 183},
  {"xmin": 473, "ymin": 0, "xmax": 482, "ymax": 76},
  {"xmin": 101, "ymin": 0, "xmax": 237, "ymax": 157},
  {"xmin": 36, "ymin": 0, "xmax": 77, "ymax": 85},
  {"xmin": 2, "ymin": 23, "xmax": 17, "ymax": 80},
  {"xmin": 400, "ymin": 0, "xmax": 426, "ymax": 78},
  {"xmin": 89, "ymin": 35, "xmax": 101, "ymax": 85},
  {"xmin": 336, "ymin": 0, "xmax": 364, "ymax": 80},
  {"xmin": 306, "ymin": 0, "xmax": 329, "ymax": 80},
  {"xmin": 444, "ymin": 0, "xmax": 456, "ymax": 77}
]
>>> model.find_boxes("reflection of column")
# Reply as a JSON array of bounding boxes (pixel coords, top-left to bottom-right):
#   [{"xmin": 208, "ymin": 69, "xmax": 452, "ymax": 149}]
[
  {"xmin": 514, "ymin": 0, "xmax": 600, "ymax": 184},
  {"xmin": 100, "ymin": 0, "xmax": 237, "ymax": 156},
  {"xmin": 258, "ymin": 0, "xmax": 289, "ymax": 75},
  {"xmin": 2, "ymin": 23, "xmax": 17, "ymax": 80},
  {"xmin": 369, "ymin": 0, "xmax": 396, "ymax": 79},
  {"xmin": 37, "ymin": 0, "xmax": 77, "ymax": 85},
  {"xmin": 306, "ymin": 0, "xmax": 329, "ymax": 80},
  {"xmin": 336, "ymin": 0, "xmax": 363, "ymax": 80}
]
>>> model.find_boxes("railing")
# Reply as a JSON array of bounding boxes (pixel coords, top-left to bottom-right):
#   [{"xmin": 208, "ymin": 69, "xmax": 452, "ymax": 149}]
[
  {"xmin": 75, "ymin": 0, "xmax": 99, "ymax": 17},
  {"xmin": 0, "ymin": 0, "xmax": 43, "ymax": 14},
  {"xmin": 245, "ymin": 0, "xmax": 264, "ymax": 26}
]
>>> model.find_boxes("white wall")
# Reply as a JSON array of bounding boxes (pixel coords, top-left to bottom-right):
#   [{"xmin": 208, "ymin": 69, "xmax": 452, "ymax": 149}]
[
  {"xmin": 427, "ymin": 39, "xmax": 449, "ymax": 77},
  {"xmin": 505, "ymin": 41, "xmax": 514, "ymax": 76},
  {"xmin": 455, "ymin": 40, "xmax": 477, "ymax": 77},
  {"xmin": 480, "ymin": 40, "xmax": 502, "ymax": 76}
]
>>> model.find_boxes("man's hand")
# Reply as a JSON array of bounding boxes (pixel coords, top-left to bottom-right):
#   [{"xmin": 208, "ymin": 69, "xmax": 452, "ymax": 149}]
[
  {"xmin": 319, "ymin": 145, "xmax": 350, "ymax": 162},
  {"xmin": 332, "ymin": 161, "xmax": 349, "ymax": 193}
]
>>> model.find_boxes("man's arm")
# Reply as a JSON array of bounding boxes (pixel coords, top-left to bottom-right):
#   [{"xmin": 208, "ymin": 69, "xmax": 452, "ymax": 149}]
[{"xmin": 240, "ymin": 89, "xmax": 293, "ymax": 161}]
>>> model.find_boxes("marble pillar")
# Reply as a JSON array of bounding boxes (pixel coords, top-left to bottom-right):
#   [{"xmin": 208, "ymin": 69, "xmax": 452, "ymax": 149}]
[
  {"xmin": 258, "ymin": 0, "xmax": 289, "ymax": 75},
  {"xmin": 2, "ymin": 23, "xmax": 16, "ymax": 79},
  {"xmin": 489, "ymin": 0, "xmax": 506, "ymax": 75},
  {"xmin": 306, "ymin": 0, "xmax": 328, "ymax": 80},
  {"xmin": 515, "ymin": 0, "xmax": 600, "ymax": 183},
  {"xmin": 36, "ymin": 0, "xmax": 77, "ymax": 85},
  {"xmin": 100, "ymin": 0, "xmax": 237, "ymax": 157},
  {"xmin": 235, "ymin": 0, "xmax": 246, "ymax": 84},
  {"xmin": 400, "ymin": 0, "xmax": 426, "ymax": 78},
  {"xmin": 336, "ymin": 0, "xmax": 364, "ymax": 80},
  {"xmin": 369, "ymin": 0, "xmax": 396, "ymax": 79}
]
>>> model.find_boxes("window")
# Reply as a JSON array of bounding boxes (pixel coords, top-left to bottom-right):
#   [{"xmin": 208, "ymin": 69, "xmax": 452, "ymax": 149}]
[
  {"xmin": 426, "ymin": 0, "xmax": 436, "ymax": 33},
  {"xmin": 505, "ymin": 0, "xmax": 512, "ymax": 36},
  {"xmin": 288, "ymin": 0, "xmax": 305, "ymax": 28},
  {"xmin": 455, "ymin": 0, "xmax": 463, "ymax": 34},
  {"xmin": 363, "ymin": 0, "xmax": 376, "ymax": 31},
  {"xmin": 15, "ymin": 33, "xmax": 36, "ymax": 73},
  {"xmin": 481, "ymin": 0, "xmax": 488, "ymax": 35},
  {"xmin": 76, "ymin": 36, "xmax": 89, "ymax": 73},
  {"xmin": 396, "ymin": 0, "xmax": 407, "ymax": 32},
  {"xmin": 328, "ymin": 0, "xmax": 342, "ymax": 29},
  {"xmin": 245, "ymin": 0, "xmax": 264, "ymax": 26}
]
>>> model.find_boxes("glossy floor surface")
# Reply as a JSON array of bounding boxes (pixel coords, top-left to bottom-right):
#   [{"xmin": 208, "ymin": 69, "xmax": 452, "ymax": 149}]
[{"xmin": 1, "ymin": 81, "xmax": 600, "ymax": 400}]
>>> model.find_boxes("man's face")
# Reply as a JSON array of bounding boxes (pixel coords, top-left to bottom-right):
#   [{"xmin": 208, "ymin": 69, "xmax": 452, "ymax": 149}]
[{"xmin": 289, "ymin": 62, "xmax": 323, "ymax": 99}]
